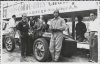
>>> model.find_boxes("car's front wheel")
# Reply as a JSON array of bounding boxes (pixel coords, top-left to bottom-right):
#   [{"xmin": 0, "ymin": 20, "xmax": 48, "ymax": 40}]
[
  {"xmin": 33, "ymin": 38, "xmax": 50, "ymax": 62},
  {"xmin": 5, "ymin": 36, "xmax": 15, "ymax": 52}
]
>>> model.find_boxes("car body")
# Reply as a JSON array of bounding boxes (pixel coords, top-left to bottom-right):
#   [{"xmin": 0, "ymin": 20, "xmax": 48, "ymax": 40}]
[
  {"xmin": 2, "ymin": 20, "xmax": 98, "ymax": 62},
  {"xmin": 2, "ymin": 18, "xmax": 98, "ymax": 62},
  {"xmin": 3, "ymin": 24, "xmax": 77, "ymax": 61}
]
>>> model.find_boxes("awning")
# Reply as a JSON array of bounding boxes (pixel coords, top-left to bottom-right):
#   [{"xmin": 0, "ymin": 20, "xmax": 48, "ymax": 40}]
[{"xmin": 2, "ymin": 1, "xmax": 98, "ymax": 19}]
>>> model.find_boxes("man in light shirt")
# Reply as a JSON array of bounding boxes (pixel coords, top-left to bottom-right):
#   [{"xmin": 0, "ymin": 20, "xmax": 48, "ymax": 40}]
[
  {"xmin": 39, "ymin": 15, "xmax": 45, "ymax": 24},
  {"xmin": 63, "ymin": 19, "xmax": 71, "ymax": 36},
  {"xmin": 6, "ymin": 15, "xmax": 16, "ymax": 29},
  {"xmin": 5, "ymin": 15, "xmax": 16, "ymax": 37},
  {"xmin": 88, "ymin": 13, "xmax": 98, "ymax": 62}
]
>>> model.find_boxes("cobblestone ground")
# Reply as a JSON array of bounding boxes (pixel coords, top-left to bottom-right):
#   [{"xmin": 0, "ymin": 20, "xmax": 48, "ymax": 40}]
[
  {"xmin": 2, "ymin": 45, "xmax": 91, "ymax": 63},
  {"xmin": 2, "ymin": 46, "xmax": 37, "ymax": 62}
]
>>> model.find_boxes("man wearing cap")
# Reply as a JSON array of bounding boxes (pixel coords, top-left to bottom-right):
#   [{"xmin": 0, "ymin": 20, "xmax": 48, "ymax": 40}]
[
  {"xmin": 17, "ymin": 13, "xmax": 29, "ymax": 61},
  {"xmin": 49, "ymin": 10, "xmax": 66, "ymax": 62}
]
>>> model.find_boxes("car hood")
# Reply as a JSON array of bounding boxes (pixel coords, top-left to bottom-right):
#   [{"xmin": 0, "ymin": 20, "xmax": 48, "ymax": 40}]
[
  {"xmin": 42, "ymin": 32, "xmax": 51, "ymax": 38},
  {"xmin": 42, "ymin": 32, "xmax": 76, "ymax": 42}
]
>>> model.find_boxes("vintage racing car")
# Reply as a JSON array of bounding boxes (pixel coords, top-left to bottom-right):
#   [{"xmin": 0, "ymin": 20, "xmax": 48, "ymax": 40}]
[{"xmin": 2, "ymin": 22, "xmax": 77, "ymax": 62}]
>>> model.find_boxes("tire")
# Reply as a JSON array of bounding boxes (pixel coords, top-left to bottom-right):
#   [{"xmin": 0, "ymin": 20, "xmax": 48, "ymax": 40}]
[
  {"xmin": 33, "ymin": 38, "xmax": 50, "ymax": 62},
  {"xmin": 5, "ymin": 36, "xmax": 15, "ymax": 52}
]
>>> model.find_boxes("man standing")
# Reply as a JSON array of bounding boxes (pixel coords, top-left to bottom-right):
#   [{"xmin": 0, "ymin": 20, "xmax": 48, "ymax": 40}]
[
  {"xmin": 6, "ymin": 15, "xmax": 16, "ymax": 37},
  {"xmin": 88, "ymin": 13, "xmax": 98, "ymax": 62},
  {"xmin": 39, "ymin": 15, "xmax": 46, "ymax": 32},
  {"xmin": 29, "ymin": 17, "xmax": 35, "ymax": 28},
  {"xmin": 17, "ymin": 13, "xmax": 29, "ymax": 61},
  {"xmin": 39, "ymin": 15, "xmax": 45, "ymax": 24},
  {"xmin": 76, "ymin": 16, "xmax": 87, "ymax": 42},
  {"xmin": 49, "ymin": 10, "xmax": 66, "ymax": 62},
  {"xmin": 63, "ymin": 19, "xmax": 71, "ymax": 36},
  {"xmin": 28, "ymin": 16, "xmax": 35, "ymax": 56}
]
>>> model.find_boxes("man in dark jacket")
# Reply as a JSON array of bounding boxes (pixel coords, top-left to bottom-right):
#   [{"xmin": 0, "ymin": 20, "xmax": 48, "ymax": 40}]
[
  {"xmin": 76, "ymin": 16, "xmax": 87, "ymax": 42},
  {"xmin": 29, "ymin": 16, "xmax": 35, "ymax": 28},
  {"xmin": 28, "ymin": 16, "xmax": 36, "ymax": 56},
  {"xmin": 17, "ymin": 13, "xmax": 29, "ymax": 61}
]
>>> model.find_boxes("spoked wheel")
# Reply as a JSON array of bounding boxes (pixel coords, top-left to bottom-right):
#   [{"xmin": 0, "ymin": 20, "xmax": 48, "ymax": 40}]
[
  {"xmin": 5, "ymin": 36, "xmax": 15, "ymax": 52},
  {"xmin": 33, "ymin": 38, "xmax": 50, "ymax": 62},
  {"xmin": 35, "ymin": 41, "xmax": 45, "ymax": 60}
]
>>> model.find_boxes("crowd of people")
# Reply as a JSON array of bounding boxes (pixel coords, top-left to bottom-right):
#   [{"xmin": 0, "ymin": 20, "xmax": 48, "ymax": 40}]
[{"xmin": 4, "ymin": 9, "xmax": 98, "ymax": 62}]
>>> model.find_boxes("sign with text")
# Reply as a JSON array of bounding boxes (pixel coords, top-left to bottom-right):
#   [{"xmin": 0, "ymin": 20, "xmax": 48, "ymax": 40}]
[{"xmin": 2, "ymin": 2, "xmax": 97, "ymax": 19}]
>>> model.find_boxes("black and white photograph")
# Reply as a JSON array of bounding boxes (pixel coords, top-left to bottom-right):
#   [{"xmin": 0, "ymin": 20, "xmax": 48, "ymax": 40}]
[{"xmin": 1, "ymin": 1, "xmax": 99, "ymax": 63}]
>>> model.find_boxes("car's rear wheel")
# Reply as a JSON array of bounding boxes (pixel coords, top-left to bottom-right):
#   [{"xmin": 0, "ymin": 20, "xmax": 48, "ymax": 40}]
[
  {"xmin": 33, "ymin": 38, "xmax": 50, "ymax": 62},
  {"xmin": 5, "ymin": 36, "xmax": 15, "ymax": 52}
]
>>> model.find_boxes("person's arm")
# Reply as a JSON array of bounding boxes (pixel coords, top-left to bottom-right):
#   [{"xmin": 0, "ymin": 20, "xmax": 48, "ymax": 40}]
[
  {"xmin": 32, "ymin": 21, "xmax": 36, "ymax": 29},
  {"xmin": 3, "ymin": 23, "xmax": 7, "ymax": 30},
  {"xmin": 58, "ymin": 19, "xmax": 66, "ymax": 31},
  {"xmin": 49, "ymin": 24, "xmax": 53, "ymax": 30},
  {"xmin": 26, "ymin": 21, "xmax": 30, "ymax": 30},
  {"xmin": 34, "ymin": 22, "xmax": 42, "ymax": 30},
  {"xmin": 16, "ymin": 22, "xmax": 22, "ymax": 31},
  {"xmin": 75, "ymin": 23, "xmax": 78, "ymax": 31},
  {"xmin": 16, "ymin": 22, "xmax": 23, "ymax": 36},
  {"xmin": 37, "ymin": 24, "xmax": 42, "ymax": 30},
  {"xmin": 43, "ymin": 21, "xmax": 45, "ymax": 24},
  {"xmin": 83, "ymin": 23, "xmax": 87, "ymax": 33},
  {"xmin": 88, "ymin": 22, "xmax": 94, "ymax": 32},
  {"xmin": 48, "ymin": 20, "xmax": 53, "ymax": 30},
  {"xmin": 67, "ymin": 25, "xmax": 71, "ymax": 36},
  {"xmin": 10, "ymin": 19, "xmax": 16, "ymax": 28}
]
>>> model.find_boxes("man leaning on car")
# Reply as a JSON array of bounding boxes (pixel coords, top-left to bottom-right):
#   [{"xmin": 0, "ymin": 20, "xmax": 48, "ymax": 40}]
[
  {"xmin": 5, "ymin": 15, "xmax": 16, "ymax": 37},
  {"xmin": 49, "ymin": 9, "xmax": 66, "ymax": 62}
]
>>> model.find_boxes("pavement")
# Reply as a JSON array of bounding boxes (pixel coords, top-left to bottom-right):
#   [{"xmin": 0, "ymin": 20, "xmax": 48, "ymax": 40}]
[{"xmin": 2, "ymin": 45, "xmax": 91, "ymax": 63}]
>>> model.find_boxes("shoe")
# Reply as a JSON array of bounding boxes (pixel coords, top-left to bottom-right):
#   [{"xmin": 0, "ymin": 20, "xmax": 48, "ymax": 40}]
[
  {"xmin": 92, "ymin": 61, "xmax": 96, "ymax": 63},
  {"xmin": 51, "ymin": 59, "xmax": 57, "ymax": 62},
  {"xmin": 20, "ymin": 57, "xmax": 26, "ymax": 62},
  {"xmin": 88, "ymin": 60, "xmax": 93, "ymax": 62},
  {"xmin": 54, "ymin": 59, "xmax": 58, "ymax": 62},
  {"xmin": 51, "ymin": 60, "xmax": 55, "ymax": 62}
]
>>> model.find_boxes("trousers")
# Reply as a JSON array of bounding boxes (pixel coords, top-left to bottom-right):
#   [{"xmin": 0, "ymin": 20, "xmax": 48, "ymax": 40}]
[
  {"xmin": 49, "ymin": 32, "xmax": 63, "ymax": 61},
  {"xmin": 27, "ymin": 36, "xmax": 33, "ymax": 55},
  {"xmin": 89, "ymin": 32, "xmax": 98, "ymax": 62},
  {"xmin": 20, "ymin": 33, "xmax": 29, "ymax": 57}
]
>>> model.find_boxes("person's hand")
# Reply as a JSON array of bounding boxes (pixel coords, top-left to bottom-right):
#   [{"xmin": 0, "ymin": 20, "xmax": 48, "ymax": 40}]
[
  {"xmin": 28, "ymin": 30, "xmax": 33, "ymax": 36},
  {"xmin": 57, "ymin": 27, "xmax": 65, "ymax": 31},
  {"xmin": 28, "ymin": 32, "xmax": 31, "ymax": 35},
  {"xmin": 20, "ymin": 34, "xmax": 23, "ymax": 37}
]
